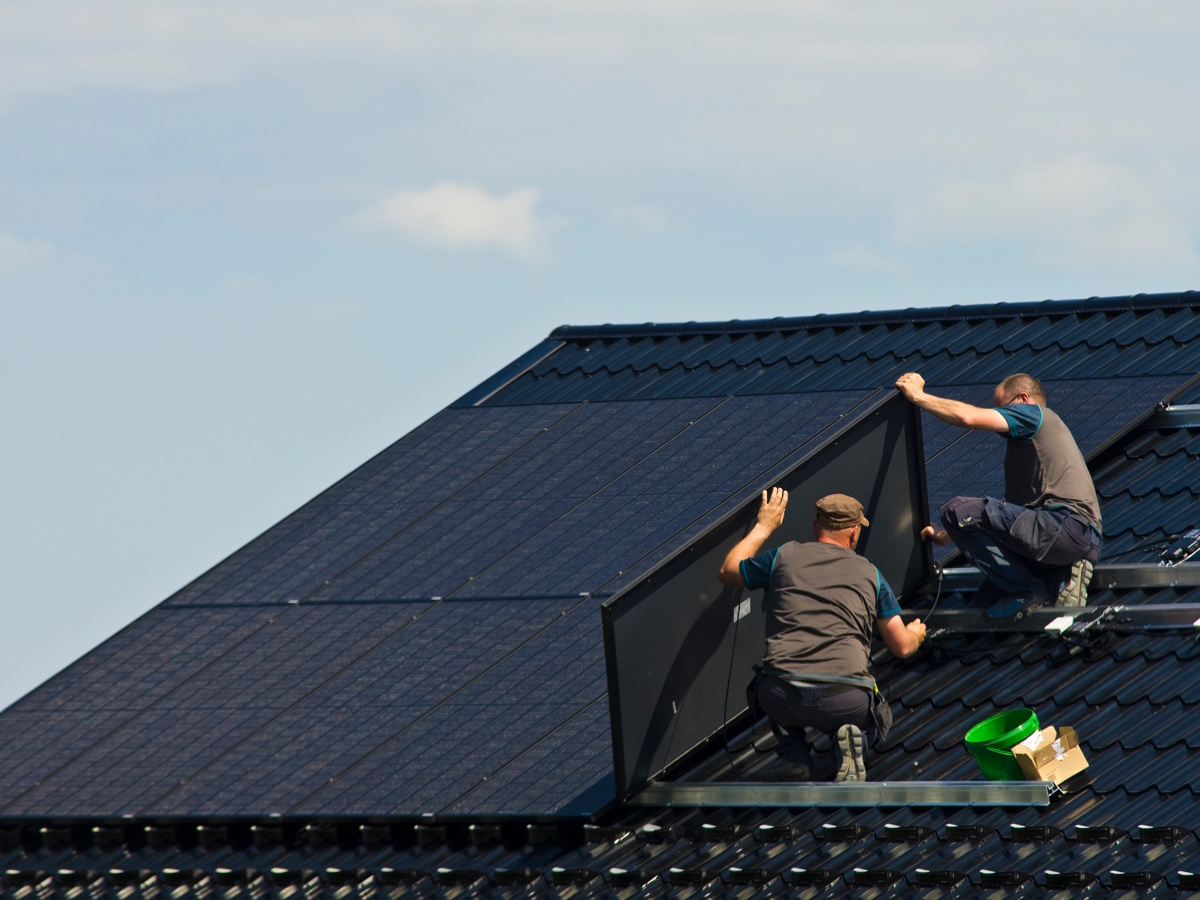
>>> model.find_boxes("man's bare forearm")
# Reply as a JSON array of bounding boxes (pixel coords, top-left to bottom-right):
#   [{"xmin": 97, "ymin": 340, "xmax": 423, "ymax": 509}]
[
  {"xmin": 878, "ymin": 615, "xmax": 926, "ymax": 658},
  {"xmin": 907, "ymin": 391, "xmax": 984, "ymax": 428},
  {"xmin": 718, "ymin": 487, "xmax": 787, "ymax": 586},
  {"xmin": 718, "ymin": 523, "xmax": 774, "ymax": 586},
  {"xmin": 895, "ymin": 372, "xmax": 1008, "ymax": 433}
]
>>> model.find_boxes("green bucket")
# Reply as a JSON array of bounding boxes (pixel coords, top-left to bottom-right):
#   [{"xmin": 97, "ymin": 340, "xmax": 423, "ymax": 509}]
[{"xmin": 964, "ymin": 709, "xmax": 1040, "ymax": 781}]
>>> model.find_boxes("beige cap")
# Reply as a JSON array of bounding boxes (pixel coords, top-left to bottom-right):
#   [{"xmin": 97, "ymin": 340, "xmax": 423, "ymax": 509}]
[{"xmin": 815, "ymin": 494, "xmax": 869, "ymax": 529}]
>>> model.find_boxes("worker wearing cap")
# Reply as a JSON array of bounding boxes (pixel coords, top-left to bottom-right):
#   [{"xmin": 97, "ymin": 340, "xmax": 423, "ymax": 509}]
[
  {"xmin": 895, "ymin": 372, "xmax": 1102, "ymax": 619},
  {"xmin": 719, "ymin": 490, "xmax": 925, "ymax": 782}
]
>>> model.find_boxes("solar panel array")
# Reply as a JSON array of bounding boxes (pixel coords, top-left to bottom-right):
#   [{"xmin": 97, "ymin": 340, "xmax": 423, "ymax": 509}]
[
  {"xmin": 0, "ymin": 391, "xmax": 886, "ymax": 818},
  {"xmin": 1, "ymin": 295, "xmax": 1194, "ymax": 820}
]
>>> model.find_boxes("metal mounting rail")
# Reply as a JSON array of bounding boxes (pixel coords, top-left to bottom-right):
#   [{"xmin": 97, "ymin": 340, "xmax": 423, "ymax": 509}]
[
  {"xmin": 907, "ymin": 602, "xmax": 1200, "ymax": 635},
  {"xmin": 1090, "ymin": 563, "xmax": 1200, "ymax": 589},
  {"xmin": 909, "ymin": 605, "xmax": 1084, "ymax": 634},
  {"xmin": 1148, "ymin": 403, "xmax": 1200, "ymax": 429},
  {"xmin": 919, "ymin": 563, "xmax": 1200, "ymax": 597},
  {"xmin": 630, "ymin": 781, "xmax": 1055, "ymax": 808}
]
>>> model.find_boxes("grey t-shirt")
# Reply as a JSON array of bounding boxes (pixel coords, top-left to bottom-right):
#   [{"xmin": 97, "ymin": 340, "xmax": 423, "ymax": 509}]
[
  {"xmin": 739, "ymin": 541, "xmax": 900, "ymax": 682},
  {"xmin": 997, "ymin": 404, "xmax": 1102, "ymax": 530}
]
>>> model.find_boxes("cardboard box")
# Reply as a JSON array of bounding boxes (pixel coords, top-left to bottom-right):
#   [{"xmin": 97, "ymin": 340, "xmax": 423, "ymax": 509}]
[{"xmin": 1011, "ymin": 725, "xmax": 1088, "ymax": 784}]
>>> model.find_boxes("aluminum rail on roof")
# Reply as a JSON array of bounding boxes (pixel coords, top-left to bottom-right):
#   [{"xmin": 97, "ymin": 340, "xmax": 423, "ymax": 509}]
[
  {"xmin": 921, "ymin": 563, "xmax": 1200, "ymax": 595},
  {"xmin": 906, "ymin": 600, "xmax": 1200, "ymax": 636},
  {"xmin": 630, "ymin": 781, "xmax": 1056, "ymax": 808},
  {"xmin": 1148, "ymin": 404, "xmax": 1200, "ymax": 428}
]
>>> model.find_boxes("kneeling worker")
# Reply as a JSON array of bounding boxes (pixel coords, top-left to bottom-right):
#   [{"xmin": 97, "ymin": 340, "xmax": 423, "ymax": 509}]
[{"xmin": 718, "ymin": 489, "xmax": 925, "ymax": 781}]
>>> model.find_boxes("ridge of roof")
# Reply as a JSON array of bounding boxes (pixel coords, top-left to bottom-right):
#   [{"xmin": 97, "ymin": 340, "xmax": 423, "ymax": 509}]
[{"xmin": 548, "ymin": 290, "xmax": 1200, "ymax": 340}]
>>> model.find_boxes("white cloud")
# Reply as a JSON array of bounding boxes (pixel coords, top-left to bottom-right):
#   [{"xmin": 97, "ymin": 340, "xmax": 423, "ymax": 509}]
[
  {"xmin": 825, "ymin": 242, "xmax": 908, "ymax": 275},
  {"xmin": 354, "ymin": 182, "xmax": 551, "ymax": 262},
  {"xmin": 611, "ymin": 205, "xmax": 667, "ymax": 235},
  {"xmin": 0, "ymin": 233, "xmax": 53, "ymax": 275},
  {"xmin": 895, "ymin": 156, "xmax": 1197, "ymax": 271},
  {"xmin": 5, "ymin": 3, "xmax": 1200, "ymax": 206}
]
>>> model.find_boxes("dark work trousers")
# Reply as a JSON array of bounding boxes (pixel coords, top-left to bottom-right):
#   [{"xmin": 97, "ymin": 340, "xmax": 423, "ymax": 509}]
[
  {"xmin": 940, "ymin": 496, "xmax": 1102, "ymax": 600},
  {"xmin": 756, "ymin": 674, "xmax": 875, "ymax": 764}
]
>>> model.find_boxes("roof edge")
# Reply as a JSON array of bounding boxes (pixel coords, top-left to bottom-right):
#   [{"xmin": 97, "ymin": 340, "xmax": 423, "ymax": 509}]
[{"xmin": 548, "ymin": 290, "xmax": 1200, "ymax": 340}]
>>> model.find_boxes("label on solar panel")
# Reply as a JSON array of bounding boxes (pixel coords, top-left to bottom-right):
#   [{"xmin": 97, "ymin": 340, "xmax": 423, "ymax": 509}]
[{"xmin": 733, "ymin": 597, "xmax": 751, "ymax": 623}]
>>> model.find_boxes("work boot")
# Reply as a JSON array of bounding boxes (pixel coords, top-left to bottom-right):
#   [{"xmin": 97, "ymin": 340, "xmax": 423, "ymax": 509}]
[
  {"xmin": 834, "ymin": 725, "xmax": 866, "ymax": 783},
  {"xmin": 1054, "ymin": 560, "xmax": 1093, "ymax": 608}
]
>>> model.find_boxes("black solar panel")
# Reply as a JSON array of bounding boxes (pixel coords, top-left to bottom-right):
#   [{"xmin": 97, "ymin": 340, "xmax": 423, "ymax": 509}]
[
  {"xmin": 455, "ymin": 391, "xmax": 877, "ymax": 600},
  {"xmin": 5, "ymin": 607, "xmax": 278, "ymax": 715},
  {"xmin": 290, "ymin": 597, "xmax": 609, "ymax": 817},
  {"xmin": 0, "ymin": 603, "xmax": 431, "ymax": 816},
  {"xmin": 165, "ymin": 405, "xmax": 581, "ymax": 606},
  {"xmin": 440, "ymin": 698, "xmax": 613, "ymax": 816},
  {"xmin": 0, "ymin": 392, "xmax": 881, "ymax": 819},
  {"xmin": 1051, "ymin": 376, "xmax": 1187, "ymax": 455},
  {"xmin": 311, "ymin": 399, "xmax": 721, "ymax": 601},
  {"xmin": 0, "ymin": 607, "xmax": 279, "ymax": 807},
  {"xmin": 141, "ymin": 598, "xmax": 582, "ymax": 816},
  {"xmin": 0, "ymin": 710, "xmax": 145, "ymax": 811}
]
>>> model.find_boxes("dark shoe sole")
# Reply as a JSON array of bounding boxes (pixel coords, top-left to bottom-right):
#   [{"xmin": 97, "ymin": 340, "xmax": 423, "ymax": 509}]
[{"xmin": 835, "ymin": 725, "xmax": 865, "ymax": 783}]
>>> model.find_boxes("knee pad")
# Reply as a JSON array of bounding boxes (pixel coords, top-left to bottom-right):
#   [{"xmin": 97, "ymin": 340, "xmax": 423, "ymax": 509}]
[{"xmin": 941, "ymin": 496, "xmax": 985, "ymax": 531}]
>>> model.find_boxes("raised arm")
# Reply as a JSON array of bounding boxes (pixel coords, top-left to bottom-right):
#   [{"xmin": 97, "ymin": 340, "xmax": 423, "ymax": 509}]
[
  {"xmin": 895, "ymin": 373, "xmax": 1010, "ymax": 433},
  {"xmin": 718, "ymin": 487, "xmax": 787, "ymax": 587}
]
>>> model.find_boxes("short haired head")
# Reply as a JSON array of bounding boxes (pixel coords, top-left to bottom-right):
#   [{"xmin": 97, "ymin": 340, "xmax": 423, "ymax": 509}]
[
  {"xmin": 995, "ymin": 373, "xmax": 1046, "ymax": 406},
  {"xmin": 814, "ymin": 493, "xmax": 869, "ymax": 530}
]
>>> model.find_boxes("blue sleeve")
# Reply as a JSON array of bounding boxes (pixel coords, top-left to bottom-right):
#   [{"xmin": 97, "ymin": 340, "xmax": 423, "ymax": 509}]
[
  {"xmin": 874, "ymin": 569, "xmax": 902, "ymax": 619},
  {"xmin": 739, "ymin": 547, "xmax": 779, "ymax": 591},
  {"xmin": 995, "ymin": 403, "xmax": 1042, "ymax": 442}
]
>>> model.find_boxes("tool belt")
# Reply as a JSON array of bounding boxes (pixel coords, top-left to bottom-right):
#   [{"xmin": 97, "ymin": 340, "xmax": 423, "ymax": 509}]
[
  {"xmin": 748, "ymin": 663, "xmax": 893, "ymax": 741},
  {"xmin": 762, "ymin": 664, "xmax": 879, "ymax": 693}
]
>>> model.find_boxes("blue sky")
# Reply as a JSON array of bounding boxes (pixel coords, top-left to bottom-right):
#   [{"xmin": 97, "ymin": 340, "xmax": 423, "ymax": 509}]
[{"xmin": 3, "ymin": 2, "xmax": 1200, "ymax": 711}]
